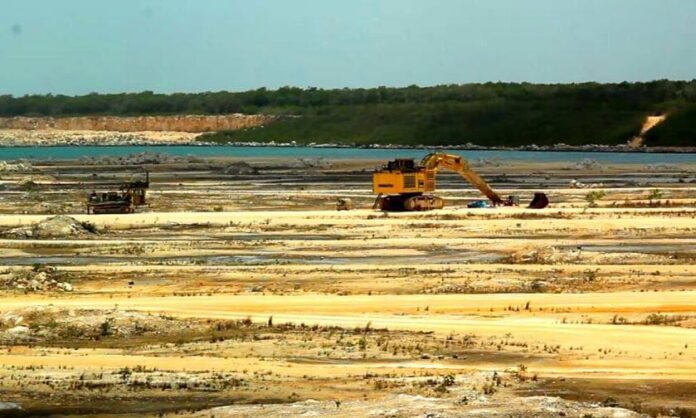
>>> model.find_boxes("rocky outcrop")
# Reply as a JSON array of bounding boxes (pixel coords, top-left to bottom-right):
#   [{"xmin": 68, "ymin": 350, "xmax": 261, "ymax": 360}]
[{"xmin": 0, "ymin": 114, "xmax": 276, "ymax": 133}]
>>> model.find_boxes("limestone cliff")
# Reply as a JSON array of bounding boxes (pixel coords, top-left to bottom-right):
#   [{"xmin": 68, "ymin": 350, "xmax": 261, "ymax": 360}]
[{"xmin": 0, "ymin": 114, "xmax": 276, "ymax": 133}]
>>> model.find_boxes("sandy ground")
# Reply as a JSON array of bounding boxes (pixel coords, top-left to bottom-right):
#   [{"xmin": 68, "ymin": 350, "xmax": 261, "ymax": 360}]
[{"xmin": 0, "ymin": 157, "xmax": 694, "ymax": 417}]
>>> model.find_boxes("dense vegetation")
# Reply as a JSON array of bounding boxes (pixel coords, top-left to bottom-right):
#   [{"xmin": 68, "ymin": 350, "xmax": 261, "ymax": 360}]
[
  {"xmin": 2, "ymin": 81, "xmax": 695, "ymax": 146},
  {"xmin": 644, "ymin": 104, "xmax": 696, "ymax": 147}
]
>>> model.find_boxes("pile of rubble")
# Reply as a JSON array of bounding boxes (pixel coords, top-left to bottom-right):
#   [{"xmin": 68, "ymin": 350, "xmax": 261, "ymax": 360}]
[
  {"xmin": 0, "ymin": 306, "xmax": 201, "ymax": 343},
  {"xmin": 16, "ymin": 177, "xmax": 39, "ymax": 191},
  {"xmin": 509, "ymin": 246, "xmax": 561, "ymax": 264},
  {"xmin": 0, "ymin": 266, "xmax": 73, "ymax": 293},
  {"xmin": 34, "ymin": 201, "xmax": 75, "ymax": 215},
  {"xmin": 473, "ymin": 157, "xmax": 503, "ymax": 167},
  {"xmin": 4, "ymin": 215, "xmax": 98, "ymax": 239},
  {"xmin": 0, "ymin": 130, "xmax": 200, "ymax": 146},
  {"xmin": 569, "ymin": 179, "xmax": 604, "ymax": 189},
  {"xmin": 193, "ymin": 394, "xmax": 643, "ymax": 418},
  {"xmin": 80, "ymin": 152, "xmax": 200, "ymax": 165},
  {"xmin": 573, "ymin": 159, "xmax": 603, "ymax": 170},
  {"xmin": 646, "ymin": 163, "xmax": 678, "ymax": 171},
  {"xmin": 292, "ymin": 157, "xmax": 332, "ymax": 169},
  {"xmin": 0, "ymin": 160, "xmax": 32, "ymax": 173},
  {"xmin": 224, "ymin": 161, "xmax": 258, "ymax": 175}
]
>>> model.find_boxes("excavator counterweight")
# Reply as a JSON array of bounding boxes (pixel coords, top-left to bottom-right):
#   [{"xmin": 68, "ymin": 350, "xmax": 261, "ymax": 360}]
[{"xmin": 372, "ymin": 153, "xmax": 548, "ymax": 211}]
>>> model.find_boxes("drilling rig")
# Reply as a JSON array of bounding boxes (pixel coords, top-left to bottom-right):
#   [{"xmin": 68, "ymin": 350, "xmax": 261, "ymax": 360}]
[{"xmin": 372, "ymin": 153, "xmax": 548, "ymax": 211}]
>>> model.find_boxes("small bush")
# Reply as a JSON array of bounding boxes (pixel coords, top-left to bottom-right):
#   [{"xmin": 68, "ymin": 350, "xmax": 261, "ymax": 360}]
[{"xmin": 585, "ymin": 190, "xmax": 606, "ymax": 207}]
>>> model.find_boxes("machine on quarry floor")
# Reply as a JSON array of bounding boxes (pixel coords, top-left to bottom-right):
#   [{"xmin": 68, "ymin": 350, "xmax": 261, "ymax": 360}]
[
  {"xmin": 86, "ymin": 171, "xmax": 150, "ymax": 214},
  {"xmin": 372, "ymin": 153, "xmax": 549, "ymax": 211}
]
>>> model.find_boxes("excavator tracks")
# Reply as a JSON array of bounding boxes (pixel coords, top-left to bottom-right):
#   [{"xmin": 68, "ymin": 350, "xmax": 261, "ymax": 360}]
[{"xmin": 376, "ymin": 194, "xmax": 445, "ymax": 211}]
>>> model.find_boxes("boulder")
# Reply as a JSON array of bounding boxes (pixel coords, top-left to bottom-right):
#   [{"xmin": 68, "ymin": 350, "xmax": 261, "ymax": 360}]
[{"xmin": 57, "ymin": 282, "xmax": 74, "ymax": 292}]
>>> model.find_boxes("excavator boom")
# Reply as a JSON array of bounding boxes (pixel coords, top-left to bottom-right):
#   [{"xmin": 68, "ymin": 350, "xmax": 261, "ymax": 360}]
[{"xmin": 420, "ymin": 153, "xmax": 503, "ymax": 205}]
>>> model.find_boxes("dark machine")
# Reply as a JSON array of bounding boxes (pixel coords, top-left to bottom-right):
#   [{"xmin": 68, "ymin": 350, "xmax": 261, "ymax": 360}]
[{"xmin": 86, "ymin": 171, "xmax": 150, "ymax": 214}]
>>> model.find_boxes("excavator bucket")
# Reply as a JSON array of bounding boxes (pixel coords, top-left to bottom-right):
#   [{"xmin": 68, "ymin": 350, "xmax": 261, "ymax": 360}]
[{"xmin": 528, "ymin": 192, "xmax": 549, "ymax": 209}]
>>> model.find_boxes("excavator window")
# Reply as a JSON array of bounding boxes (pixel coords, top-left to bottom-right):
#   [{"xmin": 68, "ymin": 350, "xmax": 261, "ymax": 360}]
[
  {"xmin": 403, "ymin": 175, "xmax": 416, "ymax": 188},
  {"xmin": 386, "ymin": 159, "xmax": 417, "ymax": 172}
]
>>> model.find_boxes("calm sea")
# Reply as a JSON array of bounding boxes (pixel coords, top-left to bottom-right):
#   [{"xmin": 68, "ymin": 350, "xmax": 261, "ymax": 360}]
[{"xmin": 0, "ymin": 145, "xmax": 693, "ymax": 164}]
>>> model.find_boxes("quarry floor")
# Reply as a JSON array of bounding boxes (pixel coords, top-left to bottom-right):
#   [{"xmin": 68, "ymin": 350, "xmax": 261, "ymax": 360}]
[{"xmin": 0, "ymin": 157, "xmax": 694, "ymax": 417}]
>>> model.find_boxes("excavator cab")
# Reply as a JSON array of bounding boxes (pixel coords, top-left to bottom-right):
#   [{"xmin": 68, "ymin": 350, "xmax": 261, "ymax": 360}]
[{"xmin": 385, "ymin": 158, "xmax": 418, "ymax": 172}]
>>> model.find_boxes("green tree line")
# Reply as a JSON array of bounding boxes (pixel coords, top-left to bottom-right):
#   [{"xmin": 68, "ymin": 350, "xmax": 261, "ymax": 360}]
[{"xmin": 1, "ymin": 81, "xmax": 695, "ymax": 146}]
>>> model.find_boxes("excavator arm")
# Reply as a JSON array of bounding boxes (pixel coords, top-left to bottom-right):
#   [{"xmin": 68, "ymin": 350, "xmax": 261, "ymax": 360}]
[{"xmin": 420, "ymin": 153, "xmax": 503, "ymax": 205}]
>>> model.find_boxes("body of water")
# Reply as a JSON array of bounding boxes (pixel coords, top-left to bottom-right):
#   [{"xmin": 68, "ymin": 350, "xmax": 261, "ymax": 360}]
[{"xmin": 0, "ymin": 145, "xmax": 693, "ymax": 164}]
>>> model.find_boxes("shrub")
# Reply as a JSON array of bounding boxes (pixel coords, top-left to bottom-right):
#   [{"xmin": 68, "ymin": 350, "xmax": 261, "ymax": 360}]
[{"xmin": 585, "ymin": 190, "xmax": 606, "ymax": 207}]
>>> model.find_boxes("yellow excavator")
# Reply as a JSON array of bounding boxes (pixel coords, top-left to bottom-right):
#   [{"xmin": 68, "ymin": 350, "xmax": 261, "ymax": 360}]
[{"xmin": 372, "ymin": 153, "xmax": 549, "ymax": 211}]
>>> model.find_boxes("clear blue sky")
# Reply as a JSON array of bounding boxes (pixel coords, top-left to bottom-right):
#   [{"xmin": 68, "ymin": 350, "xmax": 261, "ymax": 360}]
[{"xmin": 1, "ymin": 0, "xmax": 695, "ymax": 96}]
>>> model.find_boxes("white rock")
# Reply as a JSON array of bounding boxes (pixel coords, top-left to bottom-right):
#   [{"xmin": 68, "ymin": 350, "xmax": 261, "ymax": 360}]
[
  {"xmin": 0, "ymin": 401, "xmax": 21, "ymax": 411},
  {"xmin": 7, "ymin": 325, "xmax": 30, "ymax": 335},
  {"xmin": 57, "ymin": 282, "xmax": 74, "ymax": 292}
]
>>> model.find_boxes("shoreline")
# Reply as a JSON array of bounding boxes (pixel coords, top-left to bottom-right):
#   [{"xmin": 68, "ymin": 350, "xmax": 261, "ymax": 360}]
[
  {"xmin": 0, "ymin": 141, "xmax": 694, "ymax": 154},
  {"xmin": 0, "ymin": 128, "xmax": 693, "ymax": 154},
  {"xmin": 1, "ymin": 125, "xmax": 694, "ymax": 153}
]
